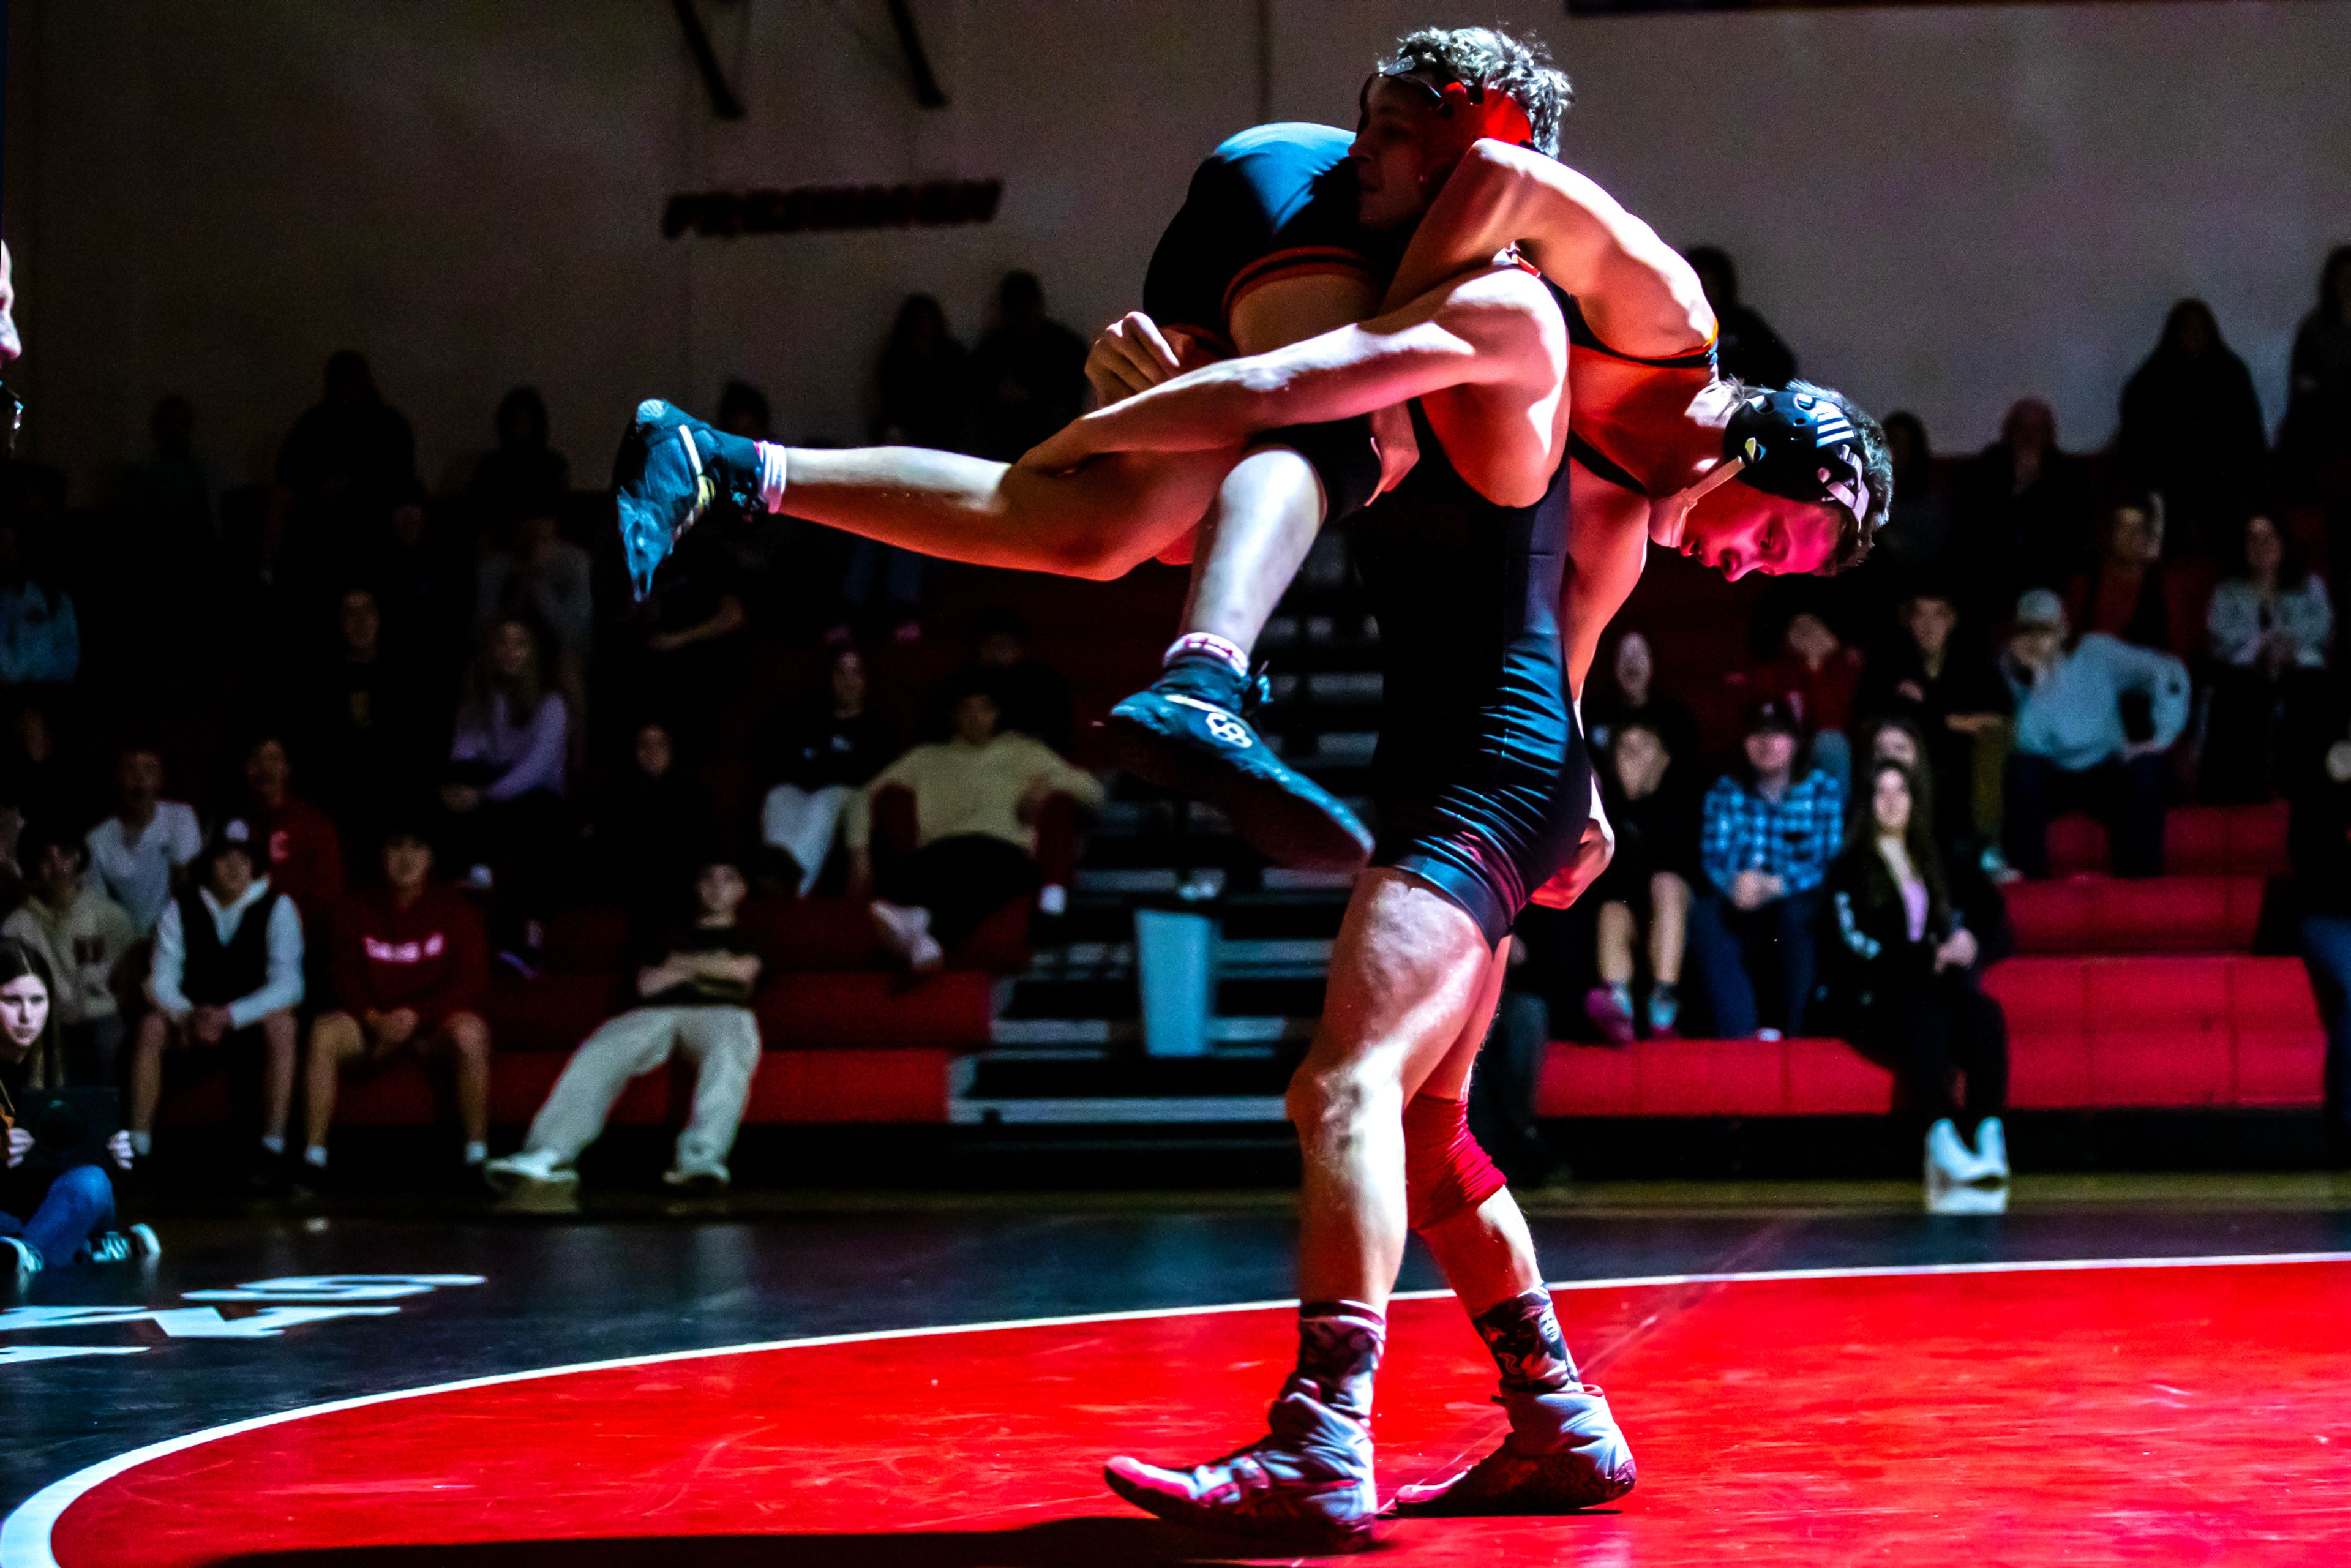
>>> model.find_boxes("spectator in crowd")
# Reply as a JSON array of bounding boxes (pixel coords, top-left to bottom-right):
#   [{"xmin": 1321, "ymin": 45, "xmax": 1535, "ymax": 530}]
[
  {"xmin": 2063, "ymin": 493, "xmax": 2200, "ymax": 661},
  {"xmin": 441, "ymin": 618, "xmax": 569, "ymax": 902},
  {"xmin": 848, "ymin": 674, "xmax": 1103, "ymax": 972},
  {"xmin": 716, "ymin": 379, "xmax": 771, "ymax": 442},
  {"xmin": 759, "ymin": 645, "xmax": 894, "ymax": 896},
  {"xmin": 1583, "ymin": 718, "xmax": 1699, "ymax": 1043},
  {"xmin": 1583, "ymin": 629, "xmax": 1698, "ymax": 767},
  {"xmin": 467, "ymin": 386, "xmax": 569, "ymax": 529},
  {"xmin": 1683, "ymin": 245, "xmax": 1795, "ymax": 389},
  {"xmin": 969, "ymin": 607, "xmax": 1072, "ymax": 752},
  {"xmin": 969, "ymin": 271, "xmax": 1087, "ymax": 462},
  {"xmin": 86, "ymin": 745, "xmax": 203, "ymax": 939},
  {"xmin": 2001, "ymin": 588, "xmax": 2189, "ymax": 880},
  {"xmin": 305, "ymin": 587, "xmax": 432, "ymax": 849},
  {"xmin": 1687, "ymin": 698, "xmax": 1843, "ymax": 1038},
  {"xmin": 1954, "ymin": 398, "xmax": 2092, "ymax": 622},
  {"xmin": 276, "ymin": 350, "xmax": 416, "ymax": 508},
  {"xmin": 1871, "ymin": 411, "xmax": 1951, "ymax": 576},
  {"xmin": 591, "ymin": 719, "xmax": 712, "ymax": 927},
  {"xmin": 2, "ymin": 825, "xmax": 137, "ymax": 1085},
  {"xmin": 840, "ymin": 294, "xmax": 975, "ymax": 638},
  {"xmin": 2115, "ymin": 299, "xmax": 2268, "ymax": 550},
  {"xmin": 2202, "ymin": 508, "xmax": 2334, "ymax": 802},
  {"xmin": 1738, "ymin": 609, "xmax": 1863, "ymax": 791},
  {"xmin": 242, "ymin": 734, "xmax": 344, "ymax": 920},
  {"xmin": 475, "ymin": 506, "xmax": 593, "ymax": 675},
  {"xmin": 369, "ymin": 482, "xmax": 470, "ymax": 666},
  {"xmin": 2281, "ymin": 246, "xmax": 2351, "ymax": 498},
  {"xmin": 125, "ymin": 820, "xmax": 305, "ymax": 1184},
  {"xmin": 1865, "ymin": 586, "xmax": 2014, "ymax": 866},
  {"xmin": 485, "ymin": 858, "xmax": 763, "ymax": 1196},
  {"xmin": 124, "ymin": 394, "xmax": 218, "ymax": 574},
  {"xmin": 0, "ymin": 939, "xmax": 154, "ymax": 1285},
  {"xmin": 1820, "ymin": 759, "xmax": 2010, "ymax": 1194},
  {"xmin": 2, "ymin": 699, "xmax": 74, "ymax": 842},
  {"xmin": 615, "ymin": 527, "xmax": 746, "ymax": 754},
  {"xmin": 2292, "ymin": 697, "xmax": 2351, "ymax": 1161},
  {"xmin": 0, "ymin": 521, "xmax": 78, "ymax": 690},
  {"xmin": 302, "ymin": 820, "xmax": 491, "ymax": 1179}
]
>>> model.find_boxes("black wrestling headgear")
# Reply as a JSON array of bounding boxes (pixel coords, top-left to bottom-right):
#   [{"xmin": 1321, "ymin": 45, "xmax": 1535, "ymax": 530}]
[{"xmin": 1723, "ymin": 387, "xmax": 1872, "ymax": 526}]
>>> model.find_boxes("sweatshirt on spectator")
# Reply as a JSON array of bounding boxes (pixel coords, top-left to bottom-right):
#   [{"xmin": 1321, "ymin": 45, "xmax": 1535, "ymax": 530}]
[
  {"xmin": 86, "ymin": 802, "xmax": 204, "ymax": 938},
  {"xmin": 2007, "ymin": 632, "xmax": 2191, "ymax": 773},
  {"xmin": 252, "ymin": 795, "xmax": 345, "ymax": 917},
  {"xmin": 2, "ymin": 884, "xmax": 137, "ymax": 1026},
  {"xmin": 844, "ymin": 733, "xmax": 1104, "ymax": 855},
  {"xmin": 451, "ymin": 691, "xmax": 568, "ymax": 800},
  {"xmin": 2206, "ymin": 577, "xmax": 2334, "ymax": 670},
  {"xmin": 329, "ymin": 885, "xmax": 488, "ymax": 1026},
  {"xmin": 0, "ymin": 583, "xmax": 79, "ymax": 686},
  {"xmin": 150, "ymin": 879, "xmax": 305, "ymax": 1027},
  {"xmin": 1736, "ymin": 647, "xmax": 1864, "ymax": 737},
  {"xmin": 640, "ymin": 923, "xmax": 762, "ymax": 1009}
]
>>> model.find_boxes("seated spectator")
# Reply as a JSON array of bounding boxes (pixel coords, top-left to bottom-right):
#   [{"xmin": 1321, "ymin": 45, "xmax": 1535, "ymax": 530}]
[
  {"xmin": 242, "ymin": 733, "xmax": 344, "ymax": 920},
  {"xmin": 1953, "ymin": 398, "xmax": 2091, "ymax": 623},
  {"xmin": 1684, "ymin": 245, "xmax": 1796, "ymax": 388},
  {"xmin": 305, "ymin": 587, "xmax": 433, "ymax": 847},
  {"xmin": 1820, "ymin": 760, "xmax": 2010, "ymax": 1193},
  {"xmin": 848, "ymin": 675, "xmax": 1103, "ymax": 972},
  {"xmin": 1687, "ymin": 699, "xmax": 1843, "ymax": 1038},
  {"xmin": 125, "ymin": 820, "xmax": 305, "ymax": 1185},
  {"xmin": 836, "ymin": 296, "xmax": 971, "ymax": 640},
  {"xmin": 276, "ymin": 350, "xmax": 416, "ymax": 511},
  {"xmin": 1, "ymin": 698, "xmax": 74, "ymax": 848},
  {"xmin": 86, "ymin": 745, "xmax": 203, "ymax": 939},
  {"xmin": 2293, "ymin": 700, "xmax": 2351, "ymax": 1162},
  {"xmin": 2, "ymin": 825, "xmax": 137, "ymax": 1084},
  {"xmin": 441, "ymin": 617, "xmax": 568, "ymax": 913},
  {"xmin": 1738, "ymin": 609, "xmax": 1862, "ymax": 790},
  {"xmin": 0, "ymin": 939, "xmax": 155, "ymax": 1284},
  {"xmin": 467, "ymin": 386, "xmax": 569, "ymax": 529},
  {"xmin": 0, "ymin": 520, "xmax": 78, "ymax": 690},
  {"xmin": 592, "ymin": 719, "xmax": 712, "ymax": 925},
  {"xmin": 969, "ymin": 270, "xmax": 1088, "ymax": 462},
  {"xmin": 484, "ymin": 858, "xmax": 763, "ymax": 1195},
  {"xmin": 758, "ymin": 645, "xmax": 895, "ymax": 896},
  {"xmin": 2202, "ymin": 508, "xmax": 2334, "ymax": 803},
  {"xmin": 2281, "ymin": 246, "xmax": 2351, "ymax": 501},
  {"xmin": 475, "ymin": 506, "xmax": 593, "ymax": 673},
  {"xmin": 1582, "ymin": 629, "xmax": 1697, "ymax": 766},
  {"xmin": 970, "ymin": 607, "xmax": 1073, "ymax": 752},
  {"xmin": 615, "ymin": 527, "xmax": 746, "ymax": 754},
  {"xmin": 1873, "ymin": 411, "xmax": 1951, "ymax": 576},
  {"xmin": 301, "ymin": 820, "xmax": 491, "ymax": 1179},
  {"xmin": 2063, "ymin": 493, "xmax": 2201, "ymax": 662},
  {"xmin": 1864, "ymin": 587, "xmax": 2013, "ymax": 867},
  {"xmin": 1583, "ymin": 719, "xmax": 1699, "ymax": 1043},
  {"xmin": 2115, "ymin": 299, "xmax": 2268, "ymax": 551},
  {"xmin": 2001, "ymin": 589, "xmax": 2189, "ymax": 880}
]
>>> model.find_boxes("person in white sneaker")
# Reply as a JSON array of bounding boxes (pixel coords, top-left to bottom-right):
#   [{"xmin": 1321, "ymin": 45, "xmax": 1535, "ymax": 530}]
[
  {"xmin": 485, "ymin": 858, "xmax": 763, "ymax": 1195},
  {"xmin": 1820, "ymin": 760, "xmax": 2011, "ymax": 1191},
  {"xmin": 0, "ymin": 939, "xmax": 149, "ymax": 1285}
]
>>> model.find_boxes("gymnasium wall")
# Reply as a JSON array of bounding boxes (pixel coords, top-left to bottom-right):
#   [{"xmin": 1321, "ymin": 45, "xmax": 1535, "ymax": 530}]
[{"xmin": 7, "ymin": 0, "xmax": 2347, "ymax": 499}]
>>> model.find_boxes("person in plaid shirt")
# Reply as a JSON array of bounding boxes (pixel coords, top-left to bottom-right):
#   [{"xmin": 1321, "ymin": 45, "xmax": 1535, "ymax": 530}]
[{"xmin": 1689, "ymin": 698, "xmax": 1845, "ymax": 1037}]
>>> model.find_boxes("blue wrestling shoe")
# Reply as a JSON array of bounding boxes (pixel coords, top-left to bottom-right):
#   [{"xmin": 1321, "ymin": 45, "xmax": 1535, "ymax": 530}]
[
  {"xmin": 1390, "ymin": 1382, "xmax": 1637, "ymax": 1516},
  {"xmin": 612, "ymin": 399, "xmax": 765, "ymax": 599},
  {"xmin": 1100, "ymin": 653, "xmax": 1373, "ymax": 874}
]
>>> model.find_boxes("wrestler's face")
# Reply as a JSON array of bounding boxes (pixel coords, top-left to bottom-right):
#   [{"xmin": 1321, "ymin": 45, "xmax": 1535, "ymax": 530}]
[
  {"xmin": 1677, "ymin": 489, "xmax": 1843, "ymax": 582},
  {"xmin": 1351, "ymin": 79, "xmax": 1444, "ymax": 231}
]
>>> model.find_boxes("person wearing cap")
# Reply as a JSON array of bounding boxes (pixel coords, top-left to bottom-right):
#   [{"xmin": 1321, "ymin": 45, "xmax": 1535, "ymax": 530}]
[
  {"xmin": 124, "ymin": 818, "xmax": 306, "ymax": 1187},
  {"xmin": 302, "ymin": 819, "xmax": 492, "ymax": 1179},
  {"xmin": 1687, "ymin": 697, "xmax": 1846, "ymax": 1039},
  {"xmin": 2000, "ymin": 587, "xmax": 2189, "ymax": 879},
  {"xmin": 241, "ymin": 732, "xmax": 345, "ymax": 921}
]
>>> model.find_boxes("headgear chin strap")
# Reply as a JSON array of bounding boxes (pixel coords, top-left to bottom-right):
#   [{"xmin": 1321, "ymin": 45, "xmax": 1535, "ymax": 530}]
[
  {"xmin": 1649, "ymin": 387, "xmax": 1873, "ymax": 549},
  {"xmin": 1362, "ymin": 53, "xmax": 1536, "ymax": 174}
]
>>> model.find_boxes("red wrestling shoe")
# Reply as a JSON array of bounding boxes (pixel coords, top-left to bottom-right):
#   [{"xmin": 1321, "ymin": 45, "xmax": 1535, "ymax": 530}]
[{"xmin": 1392, "ymin": 1382, "xmax": 1636, "ymax": 1516}]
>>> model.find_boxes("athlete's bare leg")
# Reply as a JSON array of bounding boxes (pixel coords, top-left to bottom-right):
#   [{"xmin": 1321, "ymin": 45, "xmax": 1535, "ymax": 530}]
[
  {"xmin": 1411, "ymin": 950, "xmax": 1547, "ymax": 1315},
  {"xmin": 1177, "ymin": 449, "xmax": 1329, "ymax": 649}
]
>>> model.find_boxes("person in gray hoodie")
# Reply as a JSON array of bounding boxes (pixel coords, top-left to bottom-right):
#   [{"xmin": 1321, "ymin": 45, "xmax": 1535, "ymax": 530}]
[{"xmin": 2000, "ymin": 587, "xmax": 2189, "ymax": 878}]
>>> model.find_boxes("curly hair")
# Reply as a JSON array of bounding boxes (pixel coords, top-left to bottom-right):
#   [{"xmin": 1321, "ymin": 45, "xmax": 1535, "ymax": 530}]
[
  {"xmin": 1787, "ymin": 378, "xmax": 1892, "ymax": 575},
  {"xmin": 1387, "ymin": 26, "xmax": 1572, "ymax": 157}
]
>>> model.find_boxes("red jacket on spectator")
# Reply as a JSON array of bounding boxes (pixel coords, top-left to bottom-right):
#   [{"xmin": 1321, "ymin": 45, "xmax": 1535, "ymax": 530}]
[
  {"xmin": 254, "ymin": 795, "xmax": 345, "ymax": 917},
  {"xmin": 1733, "ymin": 646, "xmax": 1864, "ymax": 738},
  {"xmin": 330, "ymin": 884, "xmax": 487, "ymax": 1027}
]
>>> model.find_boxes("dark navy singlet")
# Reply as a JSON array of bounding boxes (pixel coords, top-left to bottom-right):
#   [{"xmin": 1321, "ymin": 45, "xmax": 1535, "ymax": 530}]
[{"xmin": 1348, "ymin": 357, "xmax": 1590, "ymax": 945}]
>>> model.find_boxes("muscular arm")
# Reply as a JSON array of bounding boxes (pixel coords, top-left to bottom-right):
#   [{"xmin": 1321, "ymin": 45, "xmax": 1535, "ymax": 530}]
[
  {"xmin": 1024, "ymin": 267, "xmax": 1550, "ymax": 467},
  {"xmin": 1380, "ymin": 140, "xmax": 1712, "ymax": 361}
]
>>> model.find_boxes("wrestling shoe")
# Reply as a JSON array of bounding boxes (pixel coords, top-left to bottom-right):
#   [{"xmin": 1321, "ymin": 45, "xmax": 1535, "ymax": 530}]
[
  {"xmin": 612, "ymin": 399, "xmax": 765, "ymax": 599},
  {"xmin": 1392, "ymin": 1384, "xmax": 1637, "ymax": 1516},
  {"xmin": 1100, "ymin": 653, "xmax": 1372, "ymax": 874}
]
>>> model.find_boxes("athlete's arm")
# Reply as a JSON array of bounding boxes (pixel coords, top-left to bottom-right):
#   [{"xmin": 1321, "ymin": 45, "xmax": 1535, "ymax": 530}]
[
  {"xmin": 1379, "ymin": 140, "xmax": 1711, "ymax": 361},
  {"xmin": 1020, "ymin": 267, "xmax": 1540, "ymax": 471}
]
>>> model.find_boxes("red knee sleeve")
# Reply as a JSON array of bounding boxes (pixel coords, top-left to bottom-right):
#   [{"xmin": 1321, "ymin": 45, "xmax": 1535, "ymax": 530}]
[{"xmin": 1403, "ymin": 1092, "xmax": 1506, "ymax": 1232}]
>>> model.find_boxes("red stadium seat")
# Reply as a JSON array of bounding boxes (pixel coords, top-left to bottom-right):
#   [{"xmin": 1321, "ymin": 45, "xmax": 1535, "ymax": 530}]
[{"xmin": 2006, "ymin": 876, "xmax": 2263, "ymax": 953}]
